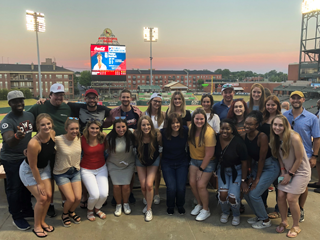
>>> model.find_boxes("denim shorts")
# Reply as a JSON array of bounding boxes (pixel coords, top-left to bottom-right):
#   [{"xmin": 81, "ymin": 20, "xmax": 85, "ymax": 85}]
[
  {"xmin": 19, "ymin": 160, "xmax": 51, "ymax": 186},
  {"xmin": 190, "ymin": 158, "xmax": 216, "ymax": 173},
  {"xmin": 53, "ymin": 167, "xmax": 81, "ymax": 186},
  {"xmin": 135, "ymin": 156, "xmax": 161, "ymax": 167}
]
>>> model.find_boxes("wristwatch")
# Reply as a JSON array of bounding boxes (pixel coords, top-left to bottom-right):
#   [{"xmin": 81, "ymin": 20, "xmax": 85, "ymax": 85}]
[
  {"xmin": 199, "ymin": 166, "xmax": 204, "ymax": 172},
  {"xmin": 241, "ymin": 179, "xmax": 245, "ymax": 182},
  {"xmin": 288, "ymin": 171, "xmax": 294, "ymax": 177}
]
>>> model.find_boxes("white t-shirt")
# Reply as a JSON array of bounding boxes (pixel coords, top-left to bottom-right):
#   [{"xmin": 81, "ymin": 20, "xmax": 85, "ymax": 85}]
[
  {"xmin": 206, "ymin": 113, "xmax": 220, "ymax": 134},
  {"xmin": 93, "ymin": 63, "xmax": 107, "ymax": 70},
  {"xmin": 145, "ymin": 112, "xmax": 164, "ymax": 129}
]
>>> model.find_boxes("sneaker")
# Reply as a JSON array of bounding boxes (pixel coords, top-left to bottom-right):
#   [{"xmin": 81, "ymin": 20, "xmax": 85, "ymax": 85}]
[
  {"xmin": 252, "ymin": 220, "xmax": 271, "ymax": 229},
  {"xmin": 145, "ymin": 209, "xmax": 153, "ymax": 222},
  {"xmin": 232, "ymin": 216, "xmax": 240, "ymax": 226},
  {"xmin": 12, "ymin": 218, "xmax": 30, "ymax": 231},
  {"xmin": 47, "ymin": 205, "xmax": 56, "ymax": 218},
  {"xmin": 123, "ymin": 203, "xmax": 131, "ymax": 215},
  {"xmin": 247, "ymin": 217, "xmax": 259, "ymax": 224},
  {"xmin": 143, "ymin": 198, "xmax": 147, "ymax": 205},
  {"xmin": 142, "ymin": 205, "xmax": 148, "ymax": 214},
  {"xmin": 220, "ymin": 213, "xmax": 229, "ymax": 223},
  {"xmin": 114, "ymin": 204, "xmax": 122, "ymax": 217},
  {"xmin": 167, "ymin": 208, "xmax": 174, "ymax": 215},
  {"xmin": 196, "ymin": 209, "xmax": 211, "ymax": 221},
  {"xmin": 153, "ymin": 195, "xmax": 160, "ymax": 204},
  {"xmin": 129, "ymin": 192, "xmax": 136, "ymax": 204},
  {"xmin": 287, "ymin": 208, "xmax": 292, "ymax": 217},
  {"xmin": 178, "ymin": 207, "xmax": 185, "ymax": 215},
  {"xmin": 299, "ymin": 208, "xmax": 304, "ymax": 222},
  {"xmin": 191, "ymin": 204, "xmax": 203, "ymax": 216},
  {"xmin": 268, "ymin": 187, "xmax": 274, "ymax": 192},
  {"xmin": 111, "ymin": 197, "xmax": 116, "ymax": 206}
]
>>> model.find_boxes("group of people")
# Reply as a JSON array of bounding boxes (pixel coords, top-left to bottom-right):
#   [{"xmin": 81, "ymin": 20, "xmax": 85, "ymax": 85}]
[{"xmin": 0, "ymin": 82, "xmax": 318, "ymax": 238}]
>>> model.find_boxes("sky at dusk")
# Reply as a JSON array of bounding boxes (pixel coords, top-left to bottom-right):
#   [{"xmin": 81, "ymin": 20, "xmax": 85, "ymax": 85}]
[{"xmin": 0, "ymin": 0, "xmax": 306, "ymax": 74}]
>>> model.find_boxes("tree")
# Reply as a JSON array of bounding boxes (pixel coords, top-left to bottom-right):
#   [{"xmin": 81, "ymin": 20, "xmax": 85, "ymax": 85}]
[
  {"xmin": 79, "ymin": 70, "xmax": 91, "ymax": 88},
  {"xmin": 73, "ymin": 73, "xmax": 79, "ymax": 95},
  {"xmin": 197, "ymin": 79, "xmax": 204, "ymax": 90}
]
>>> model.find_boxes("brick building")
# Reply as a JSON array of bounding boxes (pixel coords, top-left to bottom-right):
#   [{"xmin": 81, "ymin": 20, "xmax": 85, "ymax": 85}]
[{"xmin": 0, "ymin": 58, "xmax": 74, "ymax": 98}]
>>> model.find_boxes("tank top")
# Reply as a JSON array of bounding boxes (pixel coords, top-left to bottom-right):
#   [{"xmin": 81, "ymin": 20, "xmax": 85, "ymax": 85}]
[
  {"xmin": 245, "ymin": 132, "xmax": 271, "ymax": 161},
  {"xmin": 80, "ymin": 135, "xmax": 106, "ymax": 170},
  {"xmin": 26, "ymin": 137, "xmax": 55, "ymax": 168}
]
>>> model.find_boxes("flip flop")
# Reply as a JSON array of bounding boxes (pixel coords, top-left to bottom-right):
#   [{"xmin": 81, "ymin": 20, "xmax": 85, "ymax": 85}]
[
  {"xmin": 42, "ymin": 225, "xmax": 55, "ymax": 233},
  {"xmin": 286, "ymin": 227, "xmax": 301, "ymax": 238},
  {"xmin": 87, "ymin": 211, "xmax": 96, "ymax": 221},
  {"xmin": 268, "ymin": 212, "xmax": 280, "ymax": 219},
  {"xmin": 276, "ymin": 222, "xmax": 289, "ymax": 233},
  {"xmin": 32, "ymin": 229, "xmax": 47, "ymax": 238}
]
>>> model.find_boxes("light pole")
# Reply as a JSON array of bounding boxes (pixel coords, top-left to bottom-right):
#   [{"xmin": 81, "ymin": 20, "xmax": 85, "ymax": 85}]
[
  {"xmin": 26, "ymin": 10, "xmax": 45, "ymax": 98},
  {"xmin": 144, "ymin": 27, "xmax": 158, "ymax": 87}
]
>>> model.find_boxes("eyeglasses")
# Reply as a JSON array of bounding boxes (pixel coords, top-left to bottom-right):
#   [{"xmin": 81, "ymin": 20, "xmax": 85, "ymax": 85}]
[
  {"xmin": 115, "ymin": 116, "xmax": 126, "ymax": 120},
  {"xmin": 153, "ymin": 100, "xmax": 162, "ymax": 104},
  {"xmin": 69, "ymin": 117, "xmax": 79, "ymax": 120},
  {"xmin": 291, "ymin": 121, "xmax": 294, "ymax": 130},
  {"xmin": 86, "ymin": 97, "xmax": 98, "ymax": 100}
]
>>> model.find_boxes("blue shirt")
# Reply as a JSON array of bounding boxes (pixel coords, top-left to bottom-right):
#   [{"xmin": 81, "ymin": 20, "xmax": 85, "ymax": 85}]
[
  {"xmin": 283, "ymin": 108, "xmax": 320, "ymax": 158},
  {"xmin": 213, "ymin": 100, "xmax": 230, "ymax": 120},
  {"xmin": 247, "ymin": 101, "xmax": 260, "ymax": 111}
]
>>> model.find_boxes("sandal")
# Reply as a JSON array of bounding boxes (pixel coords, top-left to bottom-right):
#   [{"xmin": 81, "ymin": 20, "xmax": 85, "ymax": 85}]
[
  {"xmin": 276, "ymin": 222, "xmax": 289, "ymax": 233},
  {"xmin": 80, "ymin": 200, "xmax": 88, "ymax": 209},
  {"xmin": 61, "ymin": 212, "xmax": 71, "ymax": 228},
  {"xmin": 286, "ymin": 227, "xmax": 301, "ymax": 238},
  {"xmin": 240, "ymin": 203, "xmax": 245, "ymax": 214},
  {"xmin": 95, "ymin": 210, "xmax": 107, "ymax": 219},
  {"xmin": 32, "ymin": 229, "xmax": 47, "ymax": 238},
  {"xmin": 268, "ymin": 211, "xmax": 280, "ymax": 219},
  {"xmin": 69, "ymin": 211, "xmax": 81, "ymax": 224},
  {"xmin": 42, "ymin": 225, "xmax": 55, "ymax": 233},
  {"xmin": 87, "ymin": 211, "xmax": 96, "ymax": 221}
]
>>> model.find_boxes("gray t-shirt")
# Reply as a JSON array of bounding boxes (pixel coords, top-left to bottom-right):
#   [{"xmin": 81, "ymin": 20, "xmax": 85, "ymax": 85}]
[{"xmin": 0, "ymin": 111, "xmax": 34, "ymax": 161}]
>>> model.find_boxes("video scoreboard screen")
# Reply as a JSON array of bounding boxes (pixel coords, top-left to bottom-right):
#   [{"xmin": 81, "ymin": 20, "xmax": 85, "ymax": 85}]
[{"xmin": 90, "ymin": 44, "xmax": 126, "ymax": 81}]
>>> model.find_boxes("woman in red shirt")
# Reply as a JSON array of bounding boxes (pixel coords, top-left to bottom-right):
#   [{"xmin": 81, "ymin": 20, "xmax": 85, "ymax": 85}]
[{"xmin": 80, "ymin": 119, "xmax": 108, "ymax": 221}]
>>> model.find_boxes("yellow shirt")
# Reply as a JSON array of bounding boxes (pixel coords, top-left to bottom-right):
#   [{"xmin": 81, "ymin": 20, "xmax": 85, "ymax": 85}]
[{"xmin": 188, "ymin": 126, "xmax": 216, "ymax": 160}]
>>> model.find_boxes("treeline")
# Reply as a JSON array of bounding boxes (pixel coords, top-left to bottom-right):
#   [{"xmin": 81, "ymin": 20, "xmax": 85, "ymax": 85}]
[
  {"xmin": 214, "ymin": 69, "xmax": 288, "ymax": 82},
  {"xmin": 0, "ymin": 88, "xmax": 33, "ymax": 100}
]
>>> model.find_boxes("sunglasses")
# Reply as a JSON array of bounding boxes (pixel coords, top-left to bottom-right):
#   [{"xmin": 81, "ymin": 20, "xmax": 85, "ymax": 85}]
[
  {"xmin": 69, "ymin": 117, "xmax": 79, "ymax": 120},
  {"xmin": 291, "ymin": 121, "xmax": 294, "ymax": 130},
  {"xmin": 115, "ymin": 116, "xmax": 126, "ymax": 120},
  {"xmin": 89, "ymin": 118, "xmax": 99, "ymax": 122}
]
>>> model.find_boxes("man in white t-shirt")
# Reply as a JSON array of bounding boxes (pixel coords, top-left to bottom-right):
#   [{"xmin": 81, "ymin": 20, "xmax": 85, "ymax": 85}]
[{"xmin": 93, "ymin": 53, "xmax": 107, "ymax": 70}]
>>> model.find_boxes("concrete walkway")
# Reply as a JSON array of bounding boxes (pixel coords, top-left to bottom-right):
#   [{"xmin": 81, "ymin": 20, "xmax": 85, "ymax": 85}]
[{"xmin": 0, "ymin": 170, "xmax": 319, "ymax": 240}]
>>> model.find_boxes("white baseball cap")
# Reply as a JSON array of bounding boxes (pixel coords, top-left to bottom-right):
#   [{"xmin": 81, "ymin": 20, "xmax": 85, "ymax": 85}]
[
  {"xmin": 50, "ymin": 83, "xmax": 65, "ymax": 93},
  {"xmin": 150, "ymin": 93, "xmax": 162, "ymax": 100}
]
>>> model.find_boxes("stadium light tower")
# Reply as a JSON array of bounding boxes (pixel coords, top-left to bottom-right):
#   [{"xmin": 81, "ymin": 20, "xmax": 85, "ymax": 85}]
[
  {"xmin": 144, "ymin": 27, "xmax": 158, "ymax": 86},
  {"xmin": 26, "ymin": 10, "xmax": 45, "ymax": 98}
]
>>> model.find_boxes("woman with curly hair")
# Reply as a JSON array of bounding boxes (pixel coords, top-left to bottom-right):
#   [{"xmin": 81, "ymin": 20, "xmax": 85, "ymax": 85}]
[
  {"xmin": 135, "ymin": 115, "xmax": 162, "ymax": 222},
  {"xmin": 226, "ymin": 99, "xmax": 249, "ymax": 134},
  {"xmin": 80, "ymin": 119, "xmax": 108, "ymax": 221}
]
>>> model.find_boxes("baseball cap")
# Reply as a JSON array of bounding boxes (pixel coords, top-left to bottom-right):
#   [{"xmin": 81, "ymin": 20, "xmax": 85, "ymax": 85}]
[
  {"xmin": 150, "ymin": 93, "xmax": 162, "ymax": 100},
  {"xmin": 221, "ymin": 84, "xmax": 234, "ymax": 92},
  {"xmin": 7, "ymin": 90, "xmax": 25, "ymax": 102},
  {"xmin": 290, "ymin": 91, "xmax": 304, "ymax": 98},
  {"xmin": 85, "ymin": 89, "xmax": 98, "ymax": 97},
  {"xmin": 50, "ymin": 83, "xmax": 65, "ymax": 93}
]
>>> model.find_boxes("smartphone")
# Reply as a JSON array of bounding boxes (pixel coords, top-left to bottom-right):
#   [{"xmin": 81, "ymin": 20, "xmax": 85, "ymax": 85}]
[{"xmin": 278, "ymin": 176, "xmax": 284, "ymax": 183}]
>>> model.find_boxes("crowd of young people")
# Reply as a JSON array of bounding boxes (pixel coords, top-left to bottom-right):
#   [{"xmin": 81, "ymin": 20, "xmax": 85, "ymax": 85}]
[{"xmin": 0, "ymin": 83, "xmax": 318, "ymax": 238}]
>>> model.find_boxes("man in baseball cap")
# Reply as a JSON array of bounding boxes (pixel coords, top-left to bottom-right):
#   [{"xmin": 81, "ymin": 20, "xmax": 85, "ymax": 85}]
[
  {"xmin": 0, "ymin": 90, "xmax": 34, "ymax": 230},
  {"xmin": 290, "ymin": 91, "xmax": 304, "ymax": 98},
  {"xmin": 213, "ymin": 83, "xmax": 235, "ymax": 120},
  {"xmin": 50, "ymin": 83, "xmax": 65, "ymax": 93}
]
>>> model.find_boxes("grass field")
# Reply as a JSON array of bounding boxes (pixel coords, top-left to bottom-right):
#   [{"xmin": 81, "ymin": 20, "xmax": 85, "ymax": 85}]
[{"xmin": 0, "ymin": 99, "xmax": 37, "ymax": 108}]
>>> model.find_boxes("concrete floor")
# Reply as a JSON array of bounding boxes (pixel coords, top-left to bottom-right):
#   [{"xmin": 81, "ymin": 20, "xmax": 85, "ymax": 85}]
[{"xmin": 0, "ymin": 171, "xmax": 319, "ymax": 240}]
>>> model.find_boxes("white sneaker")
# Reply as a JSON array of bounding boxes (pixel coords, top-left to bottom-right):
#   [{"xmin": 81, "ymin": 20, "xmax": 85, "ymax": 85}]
[
  {"xmin": 196, "ymin": 209, "xmax": 211, "ymax": 221},
  {"xmin": 191, "ymin": 204, "xmax": 203, "ymax": 216},
  {"xmin": 247, "ymin": 216, "xmax": 259, "ymax": 224},
  {"xmin": 145, "ymin": 209, "xmax": 153, "ymax": 222},
  {"xmin": 142, "ymin": 205, "xmax": 147, "ymax": 214},
  {"xmin": 143, "ymin": 198, "xmax": 147, "ymax": 205},
  {"xmin": 252, "ymin": 220, "xmax": 271, "ymax": 229},
  {"xmin": 123, "ymin": 203, "xmax": 131, "ymax": 215},
  {"xmin": 114, "ymin": 204, "xmax": 122, "ymax": 217},
  {"xmin": 153, "ymin": 195, "xmax": 160, "ymax": 204},
  {"xmin": 232, "ymin": 216, "xmax": 240, "ymax": 226},
  {"xmin": 220, "ymin": 213, "xmax": 229, "ymax": 223}
]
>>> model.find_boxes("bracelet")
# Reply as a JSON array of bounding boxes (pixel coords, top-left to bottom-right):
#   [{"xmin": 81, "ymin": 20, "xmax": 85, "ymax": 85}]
[
  {"xmin": 14, "ymin": 133, "xmax": 19, "ymax": 140},
  {"xmin": 288, "ymin": 170, "xmax": 295, "ymax": 177},
  {"xmin": 281, "ymin": 167, "xmax": 285, "ymax": 170},
  {"xmin": 312, "ymin": 154, "xmax": 318, "ymax": 158}
]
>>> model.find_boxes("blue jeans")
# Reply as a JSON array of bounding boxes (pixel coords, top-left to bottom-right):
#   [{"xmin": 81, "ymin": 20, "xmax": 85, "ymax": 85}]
[
  {"xmin": 161, "ymin": 160, "xmax": 189, "ymax": 209},
  {"xmin": 1, "ymin": 159, "xmax": 33, "ymax": 220},
  {"xmin": 244, "ymin": 156, "xmax": 280, "ymax": 221},
  {"xmin": 217, "ymin": 164, "xmax": 242, "ymax": 217}
]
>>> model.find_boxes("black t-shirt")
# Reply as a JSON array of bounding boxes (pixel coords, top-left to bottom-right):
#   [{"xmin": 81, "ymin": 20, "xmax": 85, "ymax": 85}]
[
  {"xmin": 67, "ymin": 102, "xmax": 111, "ymax": 133},
  {"xmin": 121, "ymin": 108, "xmax": 139, "ymax": 129},
  {"xmin": 215, "ymin": 134, "xmax": 247, "ymax": 167}
]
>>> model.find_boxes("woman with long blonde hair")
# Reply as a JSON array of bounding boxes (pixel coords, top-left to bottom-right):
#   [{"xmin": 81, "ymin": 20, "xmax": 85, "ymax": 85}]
[
  {"xmin": 188, "ymin": 108, "xmax": 216, "ymax": 221},
  {"xmin": 270, "ymin": 115, "xmax": 311, "ymax": 238},
  {"xmin": 135, "ymin": 115, "xmax": 162, "ymax": 222},
  {"xmin": 247, "ymin": 83, "xmax": 266, "ymax": 112},
  {"xmin": 166, "ymin": 91, "xmax": 191, "ymax": 127}
]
